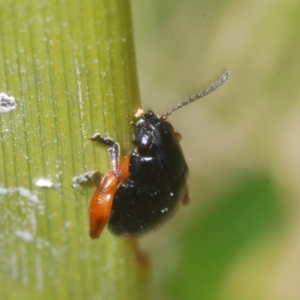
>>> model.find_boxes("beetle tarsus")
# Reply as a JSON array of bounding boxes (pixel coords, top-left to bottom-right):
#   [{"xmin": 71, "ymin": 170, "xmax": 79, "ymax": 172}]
[
  {"xmin": 72, "ymin": 171, "xmax": 101, "ymax": 188},
  {"xmin": 90, "ymin": 133, "xmax": 115, "ymax": 147},
  {"xmin": 90, "ymin": 133, "xmax": 120, "ymax": 173}
]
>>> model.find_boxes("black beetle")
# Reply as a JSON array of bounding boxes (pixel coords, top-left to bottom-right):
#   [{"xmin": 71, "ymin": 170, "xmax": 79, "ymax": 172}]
[{"xmin": 73, "ymin": 71, "xmax": 229, "ymax": 238}]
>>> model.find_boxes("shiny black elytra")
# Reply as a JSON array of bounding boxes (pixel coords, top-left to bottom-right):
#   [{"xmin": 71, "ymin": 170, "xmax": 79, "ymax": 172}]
[
  {"xmin": 108, "ymin": 110, "xmax": 188, "ymax": 236},
  {"xmin": 73, "ymin": 71, "xmax": 229, "ymax": 239}
]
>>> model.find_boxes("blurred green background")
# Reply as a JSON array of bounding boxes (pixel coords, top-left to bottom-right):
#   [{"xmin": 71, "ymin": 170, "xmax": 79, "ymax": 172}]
[{"xmin": 131, "ymin": 0, "xmax": 299, "ymax": 299}]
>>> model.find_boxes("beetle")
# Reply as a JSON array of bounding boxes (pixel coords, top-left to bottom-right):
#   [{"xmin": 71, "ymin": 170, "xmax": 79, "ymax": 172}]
[{"xmin": 73, "ymin": 71, "xmax": 229, "ymax": 239}]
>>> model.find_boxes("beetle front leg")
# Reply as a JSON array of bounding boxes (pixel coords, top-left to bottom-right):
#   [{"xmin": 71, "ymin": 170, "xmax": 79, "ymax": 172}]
[
  {"xmin": 174, "ymin": 131, "xmax": 182, "ymax": 142},
  {"xmin": 90, "ymin": 133, "xmax": 120, "ymax": 173}
]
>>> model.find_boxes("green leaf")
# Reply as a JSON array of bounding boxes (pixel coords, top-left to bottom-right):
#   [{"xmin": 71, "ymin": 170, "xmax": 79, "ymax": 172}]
[
  {"xmin": 0, "ymin": 0, "xmax": 150, "ymax": 299},
  {"xmin": 164, "ymin": 175, "xmax": 282, "ymax": 300}
]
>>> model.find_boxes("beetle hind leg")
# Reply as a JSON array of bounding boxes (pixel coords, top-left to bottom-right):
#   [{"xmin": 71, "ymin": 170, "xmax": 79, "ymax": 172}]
[
  {"xmin": 89, "ymin": 170, "xmax": 119, "ymax": 239},
  {"xmin": 182, "ymin": 187, "xmax": 189, "ymax": 205}
]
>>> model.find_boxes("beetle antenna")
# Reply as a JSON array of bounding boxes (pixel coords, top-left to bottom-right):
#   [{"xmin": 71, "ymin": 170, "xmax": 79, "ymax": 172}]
[{"xmin": 161, "ymin": 70, "xmax": 230, "ymax": 121}]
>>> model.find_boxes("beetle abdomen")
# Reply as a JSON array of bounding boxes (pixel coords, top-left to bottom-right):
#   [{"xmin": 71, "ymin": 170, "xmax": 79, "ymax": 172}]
[
  {"xmin": 108, "ymin": 129, "xmax": 188, "ymax": 237},
  {"xmin": 108, "ymin": 170, "xmax": 187, "ymax": 237}
]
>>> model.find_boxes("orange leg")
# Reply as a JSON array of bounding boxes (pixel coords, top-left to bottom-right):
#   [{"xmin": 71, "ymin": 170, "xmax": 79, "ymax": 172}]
[
  {"xmin": 117, "ymin": 154, "xmax": 130, "ymax": 180},
  {"xmin": 89, "ymin": 154, "xmax": 131, "ymax": 239},
  {"xmin": 89, "ymin": 170, "xmax": 118, "ymax": 239}
]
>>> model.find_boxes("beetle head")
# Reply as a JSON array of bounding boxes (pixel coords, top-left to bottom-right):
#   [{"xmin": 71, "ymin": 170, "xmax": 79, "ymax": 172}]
[{"xmin": 132, "ymin": 110, "xmax": 160, "ymax": 149}]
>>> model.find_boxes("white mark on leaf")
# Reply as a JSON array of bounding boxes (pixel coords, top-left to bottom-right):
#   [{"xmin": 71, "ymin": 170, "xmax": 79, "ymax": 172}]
[{"xmin": 0, "ymin": 93, "xmax": 17, "ymax": 113}]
